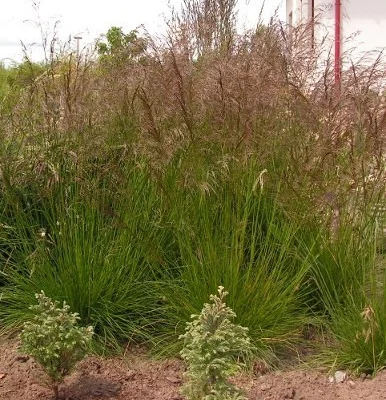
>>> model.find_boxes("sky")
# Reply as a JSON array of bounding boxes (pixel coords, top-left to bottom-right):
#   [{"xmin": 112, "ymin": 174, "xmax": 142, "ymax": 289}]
[{"xmin": 0, "ymin": 0, "xmax": 285, "ymax": 65}]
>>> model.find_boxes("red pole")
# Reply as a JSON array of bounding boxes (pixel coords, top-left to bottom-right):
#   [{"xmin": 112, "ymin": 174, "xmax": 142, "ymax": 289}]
[{"xmin": 335, "ymin": 0, "xmax": 342, "ymax": 89}]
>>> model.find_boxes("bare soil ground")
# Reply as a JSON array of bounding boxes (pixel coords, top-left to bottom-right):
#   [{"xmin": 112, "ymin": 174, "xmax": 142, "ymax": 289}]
[{"xmin": 0, "ymin": 339, "xmax": 385, "ymax": 400}]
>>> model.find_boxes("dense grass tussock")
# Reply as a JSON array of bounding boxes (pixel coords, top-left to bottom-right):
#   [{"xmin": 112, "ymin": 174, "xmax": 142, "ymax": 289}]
[
  {"xmin": 1, "ymin": 0, "xmax": 386, "ymax": 373},
  {"xmin": 151, "ymin": 165, "xmax": 312, "ymax": 359},
  {"xmin": 0, "ymin": 164, "xmax": 162, "ymax": 348}
]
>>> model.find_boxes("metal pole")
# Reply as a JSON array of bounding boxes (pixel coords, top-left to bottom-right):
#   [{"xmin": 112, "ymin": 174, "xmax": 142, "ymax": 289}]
[
  {"xmin": 334, "ymin": 0, "xmax": 342, "ymax": 90},
  {"xmin": 74, "ymin": 36, "xmax": 82, "ymax": 58}
]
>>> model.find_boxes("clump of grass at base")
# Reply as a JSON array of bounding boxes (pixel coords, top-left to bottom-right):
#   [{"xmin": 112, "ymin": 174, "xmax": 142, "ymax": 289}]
[
  {"xmin": 328, "ymin": 296, "xmax": 386, "ymax": 375},
  {"xmin": 153, "ymin": 164, "xmax": 311, "ymax": 362},
  {"xmin": 180, "ymin": 286, "xmax": 254, "ymax": 400},
  {"xmin": 321, "ymin": 251, "xmax": 386, "ymax": 375},
  {"xmin": 304, "ymin": 211, "xmax": 386, "ymax": 374},
  {"xmin": 0, "ymin": 164, "xmax": 164, "ymax": 349},
  {"xmin": 21, "ymin": 291, "xmax": 94, "ymax": 400}
]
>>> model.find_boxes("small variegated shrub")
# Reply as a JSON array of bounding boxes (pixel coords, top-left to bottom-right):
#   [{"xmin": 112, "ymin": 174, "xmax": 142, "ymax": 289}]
[
  {"xmin": 180, "ymin": 286, "xmax": 254, "ymax": 400},
  {"xmin": 20, "ymin": 291, "xmax": 94, "ymax": 399}
]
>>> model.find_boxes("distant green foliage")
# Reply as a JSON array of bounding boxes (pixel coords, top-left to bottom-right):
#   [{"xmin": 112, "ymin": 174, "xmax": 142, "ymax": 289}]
[
  {"xmin": 8, "ymin": 60, "xmax": 44, "ymax": 87},
  {"xmin": 0, "ymin": 63, "xmax": 9, "ymax": 99},
  {"xmin": 96, "ymin": 26, "xmax": 147, "ymax": 65},
  {"xmin": 21, "ymin": 292, "xmax": 93, "ymax": 399},
  {"xmin": 180, "ymin": 286, "xmax": 254, "ymax": 400},
  {"xmin": 0, "ymin": 59, "xmax": 45, "ymax": 107}
]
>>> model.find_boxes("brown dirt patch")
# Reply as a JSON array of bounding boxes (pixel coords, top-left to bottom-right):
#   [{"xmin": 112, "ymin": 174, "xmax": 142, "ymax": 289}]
[{"xmin": 0, "ymin": 339, "xmax": 385, "ymax": 400}]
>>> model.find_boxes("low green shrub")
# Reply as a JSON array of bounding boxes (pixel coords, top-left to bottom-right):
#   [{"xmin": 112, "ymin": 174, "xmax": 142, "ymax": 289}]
[
  {"xmin": 20, "ymin": 291, "xmax": 94, "ymax": 399},
  {"xmin": 180, "ymin": 286, "xmax": 254, "ymax": 400}
]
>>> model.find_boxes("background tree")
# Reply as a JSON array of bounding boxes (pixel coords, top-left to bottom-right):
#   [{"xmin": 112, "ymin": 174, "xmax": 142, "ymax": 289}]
[{"xmin": 96, "ymin": 26, "xmax": 147, "ymax": 66}]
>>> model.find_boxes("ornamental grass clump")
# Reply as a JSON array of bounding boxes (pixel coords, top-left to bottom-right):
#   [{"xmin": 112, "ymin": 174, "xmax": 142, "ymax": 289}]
[
  {"xmin": 180, "ymin": 286, "xmax": 254, "ymax": 400},
  {"xmin": 21, "ymin": 291, "xmax": 94, "ymax": 399}
]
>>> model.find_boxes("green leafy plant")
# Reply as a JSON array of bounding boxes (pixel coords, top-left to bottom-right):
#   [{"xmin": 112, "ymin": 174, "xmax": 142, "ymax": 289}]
[
  {"xmin": 96, "ymin": 26, "xmax": 147, "ymax": 66},
  {"xmin": 180, "ymin": 286, "xmax": 254, "ymax": 400},
  {"xmin": 20, "ymin": 291, "xmax": 94, "ymax": 399}
]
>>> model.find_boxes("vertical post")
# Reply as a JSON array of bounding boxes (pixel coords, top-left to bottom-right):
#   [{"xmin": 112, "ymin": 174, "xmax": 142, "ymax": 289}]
[
  {"xmin": 311, "ymin": 0, "xmax": 315, "ymax": 48},
  {"xmin": 334, "ymin": 0, "xmax": 342, "ymax": 90},
  {"xmin": 74, "ymin": 36, "xmax": 82, "ymax": 59}
]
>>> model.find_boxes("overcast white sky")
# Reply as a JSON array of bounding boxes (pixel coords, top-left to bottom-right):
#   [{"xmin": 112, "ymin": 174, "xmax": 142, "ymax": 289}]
[{"xmin": 0, "ymin": 0, "xmax": 285, "ymax": 64}]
